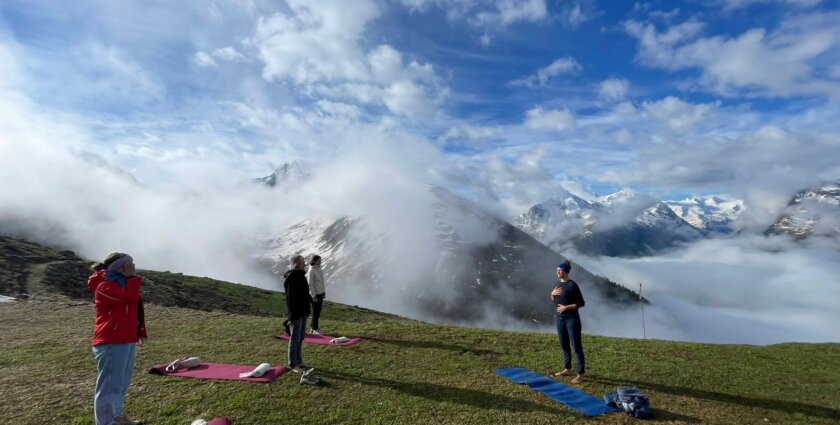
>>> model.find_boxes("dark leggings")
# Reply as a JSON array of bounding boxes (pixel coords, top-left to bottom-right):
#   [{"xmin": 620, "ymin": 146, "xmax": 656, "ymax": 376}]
[
  {"xmin": 311, "ymin": 293, "xmax": 325, "ymax": 330},
  {"xmin": 555, "ymin": 315, "xmax": 585, "ymax": 374}
]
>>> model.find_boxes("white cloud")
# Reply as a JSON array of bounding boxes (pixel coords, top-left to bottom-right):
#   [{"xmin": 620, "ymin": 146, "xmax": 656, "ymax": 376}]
[
  {"xmin": 316, "ymin": 100, "xmax": 362, "ymax": 119},
  {"xmin": 625, "ymin": 13, "xmax": 840, "ymax": 97},
  {"xmin": 510, "ymin": 56, "xmax": 582, "ymax": 87},
  {"xmin": 599, "ymin": 125, "xmax": 840, "ymax": 229},
  {"xmin": 399, "ymin": 0, "xmax": 548, "ymax": 34},
  {"xmin": 614, "ymin": 101, "xmax": 638, "ymax": 115},
  {"xmin": 250, "ymin": 0, "xmax": 378, "ymax": 84},
  {"xmin": 599, "ymin": 78, "xmax": 630, "ymax": 101},
  {"xmin": 523, "ymin": 106, "xmax": 577, "ymax": 131},
  {"xmin": 719, "ymin": 0, "xmax": 823, "ymax": 10},
  {"xmin": 471, "ymin": 0, "xmax": 548, "ymax": 27},
  {"xmin": 568, "ymin": 4, "xmax": 586, "ymax": 27},
  {"xmin": 641, "ymin": 96, "xmax": 719, "ymax": 131},
  {"xmin": 573, "ymin": 236, "xmax": 840, "ymax": 344},
  {"xmin": 211, "ymin": 46, "xmax": 245, "ymax": 62},
  {"xmin": 562, "ymin": 1, "xmax": 600, "ymax": 29},
  {"xmin": 193, "ymin": 47, "xmax": 245, "ymax": 67},
  {"xmin": 62, "ymin": 43, "xmax": 165, "ymax": 104},
  {"xmin": 383, "ymin": 80, "xmax": 438, "ymax": 116},
  {"xmin": 367, "ymin": 44, "xmax": 405, "ymax": 84},
  {"xmin": 624, "ymin": 19, "xmax": 705, "ymax": 66},
  {"xmin": 194, "ymin": 51, "xmax": 217, "ymax": 67},
  {"xmin": 437, "ymin": 124, "xmax": 503, "ymax": 146},
  {"xmin": 247, "ymin": 1, "xmax": 446, "ymax": 116}
]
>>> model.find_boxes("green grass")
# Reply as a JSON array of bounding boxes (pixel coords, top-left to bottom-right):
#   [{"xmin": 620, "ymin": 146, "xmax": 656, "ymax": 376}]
[
  {"xmin": 1, "ymin": 302, "xmax": 839, "ymax": 424},
  {"xmin": 1, "ymin": 235, "xmax": 840, "ymax": 424}
]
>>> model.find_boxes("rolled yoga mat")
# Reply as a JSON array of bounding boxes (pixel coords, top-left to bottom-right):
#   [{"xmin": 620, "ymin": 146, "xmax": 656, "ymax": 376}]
[
  {"xmin": 149, "ymin": 363, "xmax": 288, "ymax": 382},
  {"xmin": 495, "ymin": 367, "xmax": 618, "ymax": 417}
]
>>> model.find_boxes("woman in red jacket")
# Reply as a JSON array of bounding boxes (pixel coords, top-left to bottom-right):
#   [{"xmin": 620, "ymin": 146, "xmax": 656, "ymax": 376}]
[{"xmin": 87, "ymin": 253, "xmax": 147, "ymax": 425}]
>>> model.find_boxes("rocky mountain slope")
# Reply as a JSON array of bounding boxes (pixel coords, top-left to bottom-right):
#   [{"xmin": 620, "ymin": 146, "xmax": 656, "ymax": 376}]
[
  {"xmin": 767, "ymin": 182, "xmax": 840, "ymax": 240},
  {"xmin": 262, "ymin": 184, "xmax": 644, "ymax": 329}
]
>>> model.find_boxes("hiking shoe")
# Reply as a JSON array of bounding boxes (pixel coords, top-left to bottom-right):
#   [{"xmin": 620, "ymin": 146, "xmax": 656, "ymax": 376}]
[
  {"xmin": 311, "ymin": 329, "xmax": 322, "ymax": 336},
  {"xmin": 114, "ymin": 416, "xmax": 144, "ymax": 425},
  {"xmin": 292, "ymin": 365, "xmax": 313, "ymax": 374},
  {"xmin": 300, "ymin": 373, "xmax": 320, "ymax": 386}
]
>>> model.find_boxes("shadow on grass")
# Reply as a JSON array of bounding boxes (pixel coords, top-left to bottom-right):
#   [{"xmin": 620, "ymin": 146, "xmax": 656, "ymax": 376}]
[
  {"xmin": 364, "ymin": 336, "xmax": 500, "ymax": 357},
  {"xmin": 644, "ymin": 409, "xmax": 702, "ymax": 423},
  {"xmin": 591, "ymin": 376, "xmax": 840, "ymax": 421},
  {"xmin": 321, "ymin": 370, "xmax": 576, "ymax": 416}
]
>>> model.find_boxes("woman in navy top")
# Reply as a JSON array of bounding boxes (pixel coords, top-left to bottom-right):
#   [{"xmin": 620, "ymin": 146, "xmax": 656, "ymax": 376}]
[{"xmin": 550, "ymin": 260, "xmax": 586, "ymax": 384}]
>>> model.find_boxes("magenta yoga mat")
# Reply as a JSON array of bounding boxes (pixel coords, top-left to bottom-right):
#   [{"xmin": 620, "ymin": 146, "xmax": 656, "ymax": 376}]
[
  {"xmin": 275, "ymin": 333, "xmax": 362, "ymax": 346},
  {"xmin": 148, "ymin": 363, "xmax": 288, "ymax": 382}
]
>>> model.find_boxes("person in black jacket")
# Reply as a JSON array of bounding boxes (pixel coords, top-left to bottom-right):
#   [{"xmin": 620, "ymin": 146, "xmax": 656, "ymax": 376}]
[
  {"xmin": 550, "ymin": 259, "xmax": 586, "ymax": 384},
  {"xmin": 284, "ymin": 255, "xmax": 312, "ymax": 373}
]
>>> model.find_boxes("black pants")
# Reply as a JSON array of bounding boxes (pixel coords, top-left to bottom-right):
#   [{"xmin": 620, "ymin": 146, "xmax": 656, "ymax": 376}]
[{"xmin": 311, "ymin": 293, "xmax": 325, "ymax": 331}]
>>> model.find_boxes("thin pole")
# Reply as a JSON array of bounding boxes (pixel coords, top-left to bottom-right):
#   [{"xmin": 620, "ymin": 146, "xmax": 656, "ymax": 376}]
[{"xmin": 640, "ymin": 283, "xmax": 646, "ymax": 340}]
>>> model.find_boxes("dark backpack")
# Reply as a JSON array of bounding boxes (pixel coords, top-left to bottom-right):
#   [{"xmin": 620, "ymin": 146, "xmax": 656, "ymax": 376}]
[{"xmin": 604, "ymin": 386, "xmax": 651, "ymax": 419}]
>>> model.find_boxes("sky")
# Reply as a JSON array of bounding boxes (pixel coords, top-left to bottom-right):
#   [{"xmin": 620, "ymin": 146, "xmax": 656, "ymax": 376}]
[
  {"xmin": 2, "ymin": 0, "xmax": 839, "ymax": 217},
  {"xmin": 1, "ymin": 1, "xmax": 840, "ymax": 343}
]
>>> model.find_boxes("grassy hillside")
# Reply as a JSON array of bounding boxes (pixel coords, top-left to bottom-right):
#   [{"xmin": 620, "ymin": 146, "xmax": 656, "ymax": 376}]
[
  {"xmin": 0, "ymin": 235, "xmax": 396, "ymax": 321},
  {"xmin": 1, "ymin": 236, "xmax": 839, "ymax": 424}
]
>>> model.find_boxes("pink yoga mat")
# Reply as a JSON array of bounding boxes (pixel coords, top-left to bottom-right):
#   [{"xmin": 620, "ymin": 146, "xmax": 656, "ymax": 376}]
[
  {"xmin": 275, "ymin": 333, "xmax": 362, "ymax": 346},
  {"xmin": 148, "ymin": 363, "xmax": 288, "ymax": 382},
  {"xmin": 208, "ymin": 418, "xmax": 232, "ymax": 425}
]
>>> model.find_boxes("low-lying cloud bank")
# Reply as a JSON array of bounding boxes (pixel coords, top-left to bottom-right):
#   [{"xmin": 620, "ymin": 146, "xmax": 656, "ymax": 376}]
[{"xmin": 568, "ymin": 235, "xmax": 840, "ymax": 344}]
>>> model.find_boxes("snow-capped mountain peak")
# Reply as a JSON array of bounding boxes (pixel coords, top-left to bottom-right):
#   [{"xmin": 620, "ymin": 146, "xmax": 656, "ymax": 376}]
[
  {"xmin": 767, "ymin": 181, "xmax": 840, "ymax": 240},
  {"xmin": 516, "ymin": 188, "xmax": 746, "ymax": 257},
  {"xmin": 664, "ymin": 195, "xmax": 744, "ymax": 233},
  {"xmin": 255, "ymin": 161, "xmax": 311, "ymax": 188},
  {"xmin": 516, "ymin": 189, "xmax": 601, "ymax": 239},
  {"xmin": 598, "ymin": 188, "xmax": 637, "ymax": 205}
]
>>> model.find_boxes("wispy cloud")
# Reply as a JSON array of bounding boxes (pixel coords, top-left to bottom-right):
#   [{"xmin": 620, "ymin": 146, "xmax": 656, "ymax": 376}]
[
  {"xmin": 717, "ymin": 0, "xmax": 823, "ymax": 11},
  {"xmin": 510, "ymin": 56, "xmax": 582, "ymax": 87},
  {"xmin": 599, "ymin": 78, "xmax": 630, "ymax": 101},
  {"xmin": 641, "ymin": 96, "xmax": 720, "ymax": 131},
  {"xmin": 625, "ymin": 12, "xmax": 840, "ymax": 98},
  {"xmin": 523, "ymin": 106, "xmax": 577, "ymax": 131}
]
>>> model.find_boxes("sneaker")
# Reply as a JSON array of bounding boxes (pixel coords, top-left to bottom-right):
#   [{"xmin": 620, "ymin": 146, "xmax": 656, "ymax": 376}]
[
  {"xmin": 300, "ymin": 373, "xmax": 320, "ymax": 386},
  {"xmin": 311, "ymin": 329, "xmax": 322, "ymax": 336},
  {"xmin": 292, "ymin": 365, "xmax": 313, "ymax": 374}
]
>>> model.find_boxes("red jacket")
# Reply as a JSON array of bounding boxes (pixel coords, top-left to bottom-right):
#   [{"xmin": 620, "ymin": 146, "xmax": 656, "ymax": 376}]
[{"xmin": 87, "ymin": 271, "xmax": 147, "ymax": 346}]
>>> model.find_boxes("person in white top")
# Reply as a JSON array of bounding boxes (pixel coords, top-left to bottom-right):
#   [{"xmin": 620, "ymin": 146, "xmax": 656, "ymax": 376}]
[{"xmin": 308, "ymin": 255, "xmax": 326, "ymax": 335}]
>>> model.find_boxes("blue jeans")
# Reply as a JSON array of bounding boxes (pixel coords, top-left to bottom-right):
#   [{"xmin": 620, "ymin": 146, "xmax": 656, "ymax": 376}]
[
  {"xmin": 92, "ymin": 343, "xmax": 136, "ymax": 425},
  {"xmin": 555, "ymin": 315, "xmax": 585, "ymax": 374},
  {"xmin": 287, "ymin": 316, "xmax": 307, "ymax": 368}
]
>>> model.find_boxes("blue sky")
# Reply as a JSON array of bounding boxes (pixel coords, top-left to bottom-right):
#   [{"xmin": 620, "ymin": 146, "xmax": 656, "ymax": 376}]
[{"xmin": 1, "ymin": 0, "xmax": 840, "ymax": 215}]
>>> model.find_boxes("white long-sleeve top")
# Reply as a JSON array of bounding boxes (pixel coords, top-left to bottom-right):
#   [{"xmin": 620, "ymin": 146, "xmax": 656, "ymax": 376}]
[{"xmin": 308, "ymin": 266, "xmax": 326, "ymax": 296}]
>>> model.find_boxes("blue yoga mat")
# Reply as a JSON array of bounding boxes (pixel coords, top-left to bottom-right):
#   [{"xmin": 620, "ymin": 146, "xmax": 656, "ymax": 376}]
[{"xmin": 496, "ymin": 367, "xmax": 618, "ymax": 417}]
